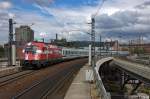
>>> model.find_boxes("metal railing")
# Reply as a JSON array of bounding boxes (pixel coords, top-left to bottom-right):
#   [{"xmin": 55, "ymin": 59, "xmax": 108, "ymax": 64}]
[
  {"xmin": 94, "ymin": 67, "xmax": 111, "ymax": 99},
  {"xmin": 92, "ymin": 57, "xmax": 113, "ymax": 99}
]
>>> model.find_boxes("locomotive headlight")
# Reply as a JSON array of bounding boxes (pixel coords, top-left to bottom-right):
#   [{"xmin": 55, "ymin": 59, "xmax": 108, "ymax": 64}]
[
  {"xmin": 27, "ymin": 42, "xmax": 32, "ymax": 46},
  {"xmin": 22, "ymin": 49, "xmax": 25, "ymax": 53},
  {"xmin": 36, "ymin": 50, "xmax": 42, "ymax": 54}
]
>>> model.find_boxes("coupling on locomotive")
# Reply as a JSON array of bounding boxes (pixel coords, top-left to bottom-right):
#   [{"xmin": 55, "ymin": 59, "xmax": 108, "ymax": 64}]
[{"xmin": 20, "ymin": 41, "xmax": 63, "ymax": 68}]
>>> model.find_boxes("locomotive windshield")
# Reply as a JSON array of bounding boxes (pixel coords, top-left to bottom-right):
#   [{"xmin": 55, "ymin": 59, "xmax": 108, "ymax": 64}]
[{"xmin": 25, "ymin": 45, "xmax": 37, "ymax": 53}]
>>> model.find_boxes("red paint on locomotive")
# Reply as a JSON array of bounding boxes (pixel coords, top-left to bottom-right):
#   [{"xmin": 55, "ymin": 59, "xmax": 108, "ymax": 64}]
[{"xmin": 21, "ymin": 41, "xmax": 62, "ymax": 68}]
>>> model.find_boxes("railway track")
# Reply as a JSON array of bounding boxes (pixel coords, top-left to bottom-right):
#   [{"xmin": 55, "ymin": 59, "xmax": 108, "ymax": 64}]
[
  {"xmin": 43, "ymin": 65, "xmax": 78, "ymax": 99},
  {"xmin": 12, "ymin": 63, "xmax": 83, "ymax": 99},
  {"xmin": 0, "ymin": 58, "xmax": 87, "ymax": 99},
  {"xmin": 0, "ymin": 70, "xmax": 37, "ymax": 87},
  {"xmin": 0, "ymin": 71, "xmax": 22, "ymax": 78},
  {"xmin": 0, "ymin": 57, "xmax": 85, "ymax": 87}
]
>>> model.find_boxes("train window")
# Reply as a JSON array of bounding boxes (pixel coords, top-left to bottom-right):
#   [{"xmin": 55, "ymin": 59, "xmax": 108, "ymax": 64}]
[
  {"xmin": 33, "ymin": 46, "xmax": 37, "ymax": 52},
  {"xmin": 25, "ymin": 45, "xmax": 37, "ymax": 54}
]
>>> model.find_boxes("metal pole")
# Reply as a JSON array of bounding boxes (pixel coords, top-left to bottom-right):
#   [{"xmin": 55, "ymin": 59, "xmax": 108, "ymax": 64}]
[
  {"xmin": 8, "ymin": 19, "xmax": 13, "ymax": 66},
  {"xmin": 117, "ymin": 40, "xmax": 119, "ymax": 56},
  {"xmin": 42, "ymin": 38, "xmax": 44, "ymax": 42},
  {"xmin": 12, "ymin": 45, "xmax": 16, "ymax": 66},
  {"xmin": 129, "ymin": 40, "xmax": 131, "ymax": 55},
  {"xmin": 111, "ymin": 39, "xmax": 112, "ymax": 56},
  {"xmin": 99, "ymin": 35, "xmax": 101, "ymax": 58},
  {"xmin": 89, "ymin": 44, "xmax": 92, "ymax": 65},
  {"xmin": 91, "ymin": 16, "xmax": 96, "ymax": 67}
]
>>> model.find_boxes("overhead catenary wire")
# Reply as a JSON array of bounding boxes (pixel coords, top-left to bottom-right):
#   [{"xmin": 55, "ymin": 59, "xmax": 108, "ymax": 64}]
[{"xmin": 93, "ymin": 0, "xmax": 106, "ymax": 18}]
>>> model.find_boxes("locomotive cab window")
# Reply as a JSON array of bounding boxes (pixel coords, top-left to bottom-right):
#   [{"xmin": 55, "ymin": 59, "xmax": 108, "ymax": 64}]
[{"xmin": 25, "ymin": 45, "xmax": 38, "ymax": 54}]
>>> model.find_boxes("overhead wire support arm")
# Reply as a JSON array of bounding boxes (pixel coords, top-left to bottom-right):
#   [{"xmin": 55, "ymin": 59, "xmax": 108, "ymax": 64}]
[{"xmin": 90, "ymin": 0, "xmax": 106, "ymax": 67}]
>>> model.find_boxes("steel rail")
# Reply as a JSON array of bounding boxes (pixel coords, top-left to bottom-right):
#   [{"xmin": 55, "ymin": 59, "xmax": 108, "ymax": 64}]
[
  {"xmin": 12, "ymin": 63, "xmax": 82, "ymax": 99},
  {"xmin": 0, "ymin": 70, "xmax": 37, "ymax": 87},
  {"xmin": 0, "ymin": 71, "xmax": 22, "ymax": 78},
  {"xmin": 42, "ymin": 65, "xmax": 79, "ymax": 99}
]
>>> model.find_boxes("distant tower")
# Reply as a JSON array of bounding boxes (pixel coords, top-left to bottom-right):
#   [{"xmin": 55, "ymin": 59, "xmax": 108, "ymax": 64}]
[
  {"xmin": 141, "ymin": 36, "xmax": 144, "ymax": 44},
  {"xmin": 56, "ymin": 33, "xmax": 58, "ymax": 41},
  {"xmin": 140, "ymin": 35, "xmax": 144, "ymax": 44}
]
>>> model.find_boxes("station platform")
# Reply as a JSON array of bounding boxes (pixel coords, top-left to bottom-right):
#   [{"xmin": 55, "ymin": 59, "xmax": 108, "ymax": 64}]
[{"xmin": 64, "ymin": 64, "xmax": 94, "ymax": 99}]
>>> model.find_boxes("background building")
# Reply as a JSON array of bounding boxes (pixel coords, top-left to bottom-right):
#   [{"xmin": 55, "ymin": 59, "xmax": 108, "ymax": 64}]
[{"xmin": 15, "ymin": 25, "xmax": 34, "ymax": 44}]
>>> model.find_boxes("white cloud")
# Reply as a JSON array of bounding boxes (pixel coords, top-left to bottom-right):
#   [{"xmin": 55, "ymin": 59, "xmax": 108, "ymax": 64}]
[
  {"xmin": 0, "ymin": 1, "xmax": 12, "ymax": 10},
  {"xmin": 0, "ymin": 0, "xmax": 150, "ymax": 44}
]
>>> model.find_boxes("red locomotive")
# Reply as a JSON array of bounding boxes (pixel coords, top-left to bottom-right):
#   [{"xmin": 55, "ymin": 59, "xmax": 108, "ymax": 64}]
[{"xmin": 20, "ymin": 41, "xmax": 63, "ymax": 68}]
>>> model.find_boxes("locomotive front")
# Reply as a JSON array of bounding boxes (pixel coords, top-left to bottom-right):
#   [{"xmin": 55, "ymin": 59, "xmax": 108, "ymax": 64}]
[
  {"xmin": 20, "ymin": 41, "xmax": 63, "ymax": 69},
  {"xmin": 21, "ymin": 42, "xmax": 43, "ymax": 68}
]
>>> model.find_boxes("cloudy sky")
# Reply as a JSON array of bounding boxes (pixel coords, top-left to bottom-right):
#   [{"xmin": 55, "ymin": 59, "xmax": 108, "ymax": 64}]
[{"xmin": 0, "ymin": 0, "xmax": 150, "ymax": 44}]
